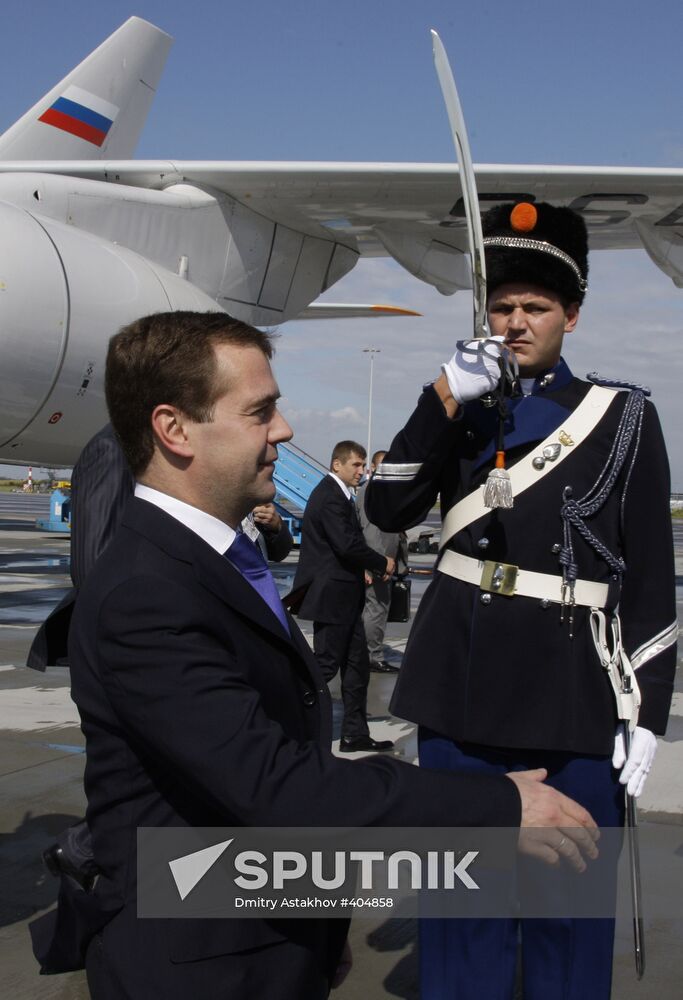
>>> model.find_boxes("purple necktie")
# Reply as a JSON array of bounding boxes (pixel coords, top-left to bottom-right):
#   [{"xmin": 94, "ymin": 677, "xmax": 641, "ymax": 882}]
[{"xmin": 226, "ymin": 532, "xmax": 290, "ymax": 635}]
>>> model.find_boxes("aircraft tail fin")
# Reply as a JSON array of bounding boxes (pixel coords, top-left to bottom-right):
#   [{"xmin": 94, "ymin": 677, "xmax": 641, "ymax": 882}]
[{"xmin": 0, "ymin": 17, "xmax": 172, "ymax": 161}]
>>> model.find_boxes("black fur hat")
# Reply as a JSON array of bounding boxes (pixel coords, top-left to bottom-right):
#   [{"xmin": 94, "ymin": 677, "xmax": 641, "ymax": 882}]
[{"xmin": 482, "ymin": 202, "xmax": 589, "ymax": 304}]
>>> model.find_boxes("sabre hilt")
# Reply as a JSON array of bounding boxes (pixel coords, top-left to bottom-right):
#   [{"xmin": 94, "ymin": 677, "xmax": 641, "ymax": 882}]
[{"xmin": 480, "ymin": 342, "xmax": 521, "ymax": 408}]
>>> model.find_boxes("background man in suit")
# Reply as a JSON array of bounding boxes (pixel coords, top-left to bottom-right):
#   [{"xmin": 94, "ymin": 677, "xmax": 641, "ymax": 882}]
[
  {"xmin": 69, "ymin": 424, "xmax": 135, "ymax": 588},
  {"xmin": 357, "ymin": 449, "xmax": 405, "ymax": 674},
  {"xmin": 26, "ymin": 424, "xmax": 133, "ymax": 671},
  {"xmin": 293, "ymin": 441, "xmax": 396, "ymax": 752},
  {"xmin": 67, "ymin": 310, "xmax": 598, "ymax": 1000},
  {"xmin": 241, "ymin": 502, "xmax": 294, "ymax": 562}
]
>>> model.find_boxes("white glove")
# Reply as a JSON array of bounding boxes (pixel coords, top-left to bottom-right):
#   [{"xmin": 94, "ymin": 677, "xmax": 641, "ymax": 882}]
[
  {"xmin": 612, "ymin": 724, "xmax": 658, "ymax": 797},
  {"xmin": 441, "ymin": 336, "xmax": 504, "ymax": 404}
]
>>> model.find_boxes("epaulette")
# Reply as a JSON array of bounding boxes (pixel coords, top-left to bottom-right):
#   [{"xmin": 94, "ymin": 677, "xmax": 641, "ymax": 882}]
[{"xmin": 586, "ymin": 372, "xmax": 651, "ymax": 397}]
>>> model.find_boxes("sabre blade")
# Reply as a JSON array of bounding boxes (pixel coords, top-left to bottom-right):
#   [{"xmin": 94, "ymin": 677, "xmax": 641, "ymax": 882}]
[
  {"xmin": 623, "ymin": 725, "xmax": 646, "ymax": 979},
  {"xmin": 431, "ymin": 29, "xmax": 488, "ymax": 339}
]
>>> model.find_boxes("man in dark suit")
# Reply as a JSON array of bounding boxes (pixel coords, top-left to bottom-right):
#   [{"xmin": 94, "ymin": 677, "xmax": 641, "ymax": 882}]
[
  {"xmin": 69, "ymin": 424, "xmax": 135, "ymax": 588},
  {"xmin": 29, "ymin": 423, "xmax": 293, "ymax": 974},
  {"xmin": 357, "ymin": 449, "xmax": 406, "ymax": 674},
  {"xmin": 66, "ymin": 310, "xmax": 598, "ymax": 1000},
  {"xmin": 26, "ymin": 424, "xmax": 133, "ymax": 671},
  {"xmin": 293, "ymin": 441, "xmax": 395, "ymax": 752}
]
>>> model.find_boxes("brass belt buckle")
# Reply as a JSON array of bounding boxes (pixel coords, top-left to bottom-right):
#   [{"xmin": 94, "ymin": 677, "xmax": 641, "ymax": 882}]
[{"xmin": 480, "ymin": 560, "xmax": 518, "ymax": 597}]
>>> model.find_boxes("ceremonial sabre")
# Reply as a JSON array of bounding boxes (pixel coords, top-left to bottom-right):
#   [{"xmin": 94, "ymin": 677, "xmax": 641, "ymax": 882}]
[
  {"xmin": 623, "ymin": 725, "xmax": 646, "ymax": 979},
  {"xmin": 431, "ymin": 29, "xmax": 488, "ymax": 340},
  {"xmin": 431, "ymin": 30, "xmax": 517, "ymax": 508},
  {"xmin": 590, "ymin": 609, "xmax": 646, "ymax": 979}
]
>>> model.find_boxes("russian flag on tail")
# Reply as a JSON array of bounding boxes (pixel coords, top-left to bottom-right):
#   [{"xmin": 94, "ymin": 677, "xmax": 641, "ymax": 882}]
[{"xmin": 38, "ymin": 85, "xmax": 118, "ymax": 147}]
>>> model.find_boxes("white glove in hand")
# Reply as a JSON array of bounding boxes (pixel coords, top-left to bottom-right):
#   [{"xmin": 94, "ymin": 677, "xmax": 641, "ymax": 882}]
[
  {"xmin": 441, "ymin": 336, "xmax": 504, "ymax": 405},
  {"xmin": 612, "ymin": 724, "xmax": 657, "ymax": 797}
]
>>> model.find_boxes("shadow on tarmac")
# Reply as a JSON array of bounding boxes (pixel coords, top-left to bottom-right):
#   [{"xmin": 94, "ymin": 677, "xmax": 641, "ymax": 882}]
[{"xmin": 0, "ymin": 811, "xmax": 83, "ymax": 927}]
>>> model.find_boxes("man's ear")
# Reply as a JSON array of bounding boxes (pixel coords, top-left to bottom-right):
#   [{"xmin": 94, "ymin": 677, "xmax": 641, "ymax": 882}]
[
  {"xmin": 150, "ymin": 404, "xmax": 194, "ymax": 460},
  {"xmin": 564, "ymin": 302, "xmax": 580, "ymax": 334}
]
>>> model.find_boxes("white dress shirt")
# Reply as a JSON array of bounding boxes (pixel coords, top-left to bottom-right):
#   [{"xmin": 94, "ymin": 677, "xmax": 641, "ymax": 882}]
[
  {"xmin": 134, "ymin": 483, "xmax": 236, "ymax": 554},
  {"xmin": 328, "ymin": 472, "xmax": 353, "ymax": 500}
]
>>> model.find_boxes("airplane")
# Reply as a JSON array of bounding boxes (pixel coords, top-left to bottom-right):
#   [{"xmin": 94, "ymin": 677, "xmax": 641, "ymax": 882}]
[{"xmin": 1, "ymin": 15, "xmax": 682, "ymax": 467}]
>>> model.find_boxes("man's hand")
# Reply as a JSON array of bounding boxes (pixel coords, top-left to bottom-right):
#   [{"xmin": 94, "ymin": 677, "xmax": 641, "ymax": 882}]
[
  {"xmin": 441, "ymin": 337, "xmax": 504, "ymax": 405},
  {"xmin": 382, "ymin": 556, "xmax": 396, "ymax": 581},
  {"xmin": 507, "ymin": 768, "xmax": 599, "ymax": 872},
  {"xmin": 252, "ymin": 503, "xmax": 282, "ymax": 533},
  {"xmin": 364, "ymin": 570, "xmax": 373, "ymax": 586},
  {"xmin": 612, "ymin": 724, "xmax": 657, "ymax": 797}
]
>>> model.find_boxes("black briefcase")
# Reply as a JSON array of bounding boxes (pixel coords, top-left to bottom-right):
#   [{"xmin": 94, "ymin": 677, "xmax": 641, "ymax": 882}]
[{"xmin": 387, "ymin": 576, "xmax": 411, "ymax": 623}]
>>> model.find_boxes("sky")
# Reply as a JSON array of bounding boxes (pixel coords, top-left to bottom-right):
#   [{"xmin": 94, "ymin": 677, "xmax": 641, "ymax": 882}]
[{"xmin": 0, "ymin": 0, "xmax": 681, "ymax": 486}]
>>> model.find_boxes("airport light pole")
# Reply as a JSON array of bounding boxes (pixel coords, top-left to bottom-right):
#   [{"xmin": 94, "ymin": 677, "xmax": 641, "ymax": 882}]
[{"xmin": 363, "ymin": 348, "xmax": 380, "ymax": 461}]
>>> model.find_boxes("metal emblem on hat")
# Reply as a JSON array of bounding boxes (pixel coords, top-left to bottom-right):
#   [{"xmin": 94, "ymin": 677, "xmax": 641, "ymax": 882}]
[{"xmin": 558, "ymin": 430, "xmax": 575, "ymax": 447}]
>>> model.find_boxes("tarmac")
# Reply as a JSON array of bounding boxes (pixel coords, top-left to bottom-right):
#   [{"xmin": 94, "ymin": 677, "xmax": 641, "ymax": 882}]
[{"xmin": 0, "ymin": 493, "xmax": 681, "ymax": 999}]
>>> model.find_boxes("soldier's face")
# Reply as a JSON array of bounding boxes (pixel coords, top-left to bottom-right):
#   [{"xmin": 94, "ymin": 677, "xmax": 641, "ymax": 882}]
[{"xmin": 488, "ymin": 283, "xmax": 579, "ymax": 376}]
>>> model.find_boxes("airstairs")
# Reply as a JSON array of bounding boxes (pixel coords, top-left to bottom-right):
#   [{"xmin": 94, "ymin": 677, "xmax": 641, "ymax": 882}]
[{"xmin": 273, "ymin": 442, "xmax": 326, "ymax": 544}]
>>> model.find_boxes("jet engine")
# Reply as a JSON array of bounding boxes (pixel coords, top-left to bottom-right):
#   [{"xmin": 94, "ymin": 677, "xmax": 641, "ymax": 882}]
[{"xmin": 0, "ymin": 201, "xmax": 222, "ymax": 466}]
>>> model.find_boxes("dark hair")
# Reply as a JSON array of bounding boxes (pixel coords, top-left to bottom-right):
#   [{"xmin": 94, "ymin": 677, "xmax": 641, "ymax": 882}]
[
  {"xmin": 330, "ymin": 440, "xmax": 366, "ymax": 469},
  {"xmin": 105, "ymin": 311, "xmax": 273, "ymax": 475},
  {"xmin": 371, "ymin": 449, "xmax": 387, "ymax": 466}
]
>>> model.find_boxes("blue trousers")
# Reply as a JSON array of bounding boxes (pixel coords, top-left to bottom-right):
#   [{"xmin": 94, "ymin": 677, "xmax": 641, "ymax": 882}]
[{"xmin": 418, "ymin": 730, "xmax": 625, "ymax": 1000}]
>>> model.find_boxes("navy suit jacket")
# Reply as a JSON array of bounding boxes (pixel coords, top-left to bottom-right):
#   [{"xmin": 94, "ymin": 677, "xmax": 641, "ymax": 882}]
[
  {"xmin": 27, "ymin": 425, "xmax": 133, "ymax": 671},
  {"xmin": 68, "ymin": 496, "xmax": 520, "ymax": 994},
  {"xmin": 293, "ymin": 475, "xmax": 387, "ymax": 624}
]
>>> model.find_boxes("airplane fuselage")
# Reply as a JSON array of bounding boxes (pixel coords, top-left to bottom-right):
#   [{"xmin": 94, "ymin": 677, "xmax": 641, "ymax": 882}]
[{"xmin": 0, "ymin": 171, "xmax": 358, "ymax": 465}]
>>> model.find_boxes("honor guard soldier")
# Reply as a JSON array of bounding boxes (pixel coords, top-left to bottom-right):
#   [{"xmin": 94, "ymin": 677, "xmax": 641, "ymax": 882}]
[{"xmin": 366, "ymin": 202, "xmax": 678, "ymax": 1000}]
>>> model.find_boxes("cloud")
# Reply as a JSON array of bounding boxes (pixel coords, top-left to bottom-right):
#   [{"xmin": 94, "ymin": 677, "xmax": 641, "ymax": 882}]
[
  {"xmin": 280, "ymin": 403, "xmax": 367, "ymax": 460},
  {"xmin": 330, "ymin": 406, "xmax": 364, "ymax": 423}
]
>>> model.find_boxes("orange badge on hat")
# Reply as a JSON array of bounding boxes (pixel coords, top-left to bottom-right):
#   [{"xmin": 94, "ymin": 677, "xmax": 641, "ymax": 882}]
[{"xmin": 510, "ymin": 203, "xmax": 538, "ymax": 232}]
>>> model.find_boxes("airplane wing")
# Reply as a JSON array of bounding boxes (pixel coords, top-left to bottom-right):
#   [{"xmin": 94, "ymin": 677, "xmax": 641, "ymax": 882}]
[
  {"xmin": 1, "ymin": 159, "xmax": 681, "ymax": 290},
  {"xmin": 298, "ymin": 304, "xmax": 421, "ymax": 320}
]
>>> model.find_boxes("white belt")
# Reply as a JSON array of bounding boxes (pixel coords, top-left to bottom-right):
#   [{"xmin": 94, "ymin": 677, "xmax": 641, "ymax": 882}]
[{"xmin": 438, "ymin": 550, "xmax": 609, "ymax": 608}]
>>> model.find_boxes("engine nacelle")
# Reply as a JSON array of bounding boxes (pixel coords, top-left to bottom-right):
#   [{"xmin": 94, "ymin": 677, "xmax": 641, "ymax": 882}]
[{"xmin": 0, "ymin": 201, "xmax": 223, "ymax": 465}]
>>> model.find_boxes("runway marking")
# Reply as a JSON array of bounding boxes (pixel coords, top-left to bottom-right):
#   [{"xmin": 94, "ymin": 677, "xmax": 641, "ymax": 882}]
[
  {"xmin": 0, "ymin": 579, "xmax": 58, "ymax": 591},
  {"xmin": 38, "ymin": 742, "xmax": 84, "ymax": 754},
  {"xmin": 0, "ymin": 684, "xmax": 79, "ymax": 730},
  {"xmin": 639, "ymin": 739, "xmax": 683, "ymax": 816},
  {"xmin": 669, "ymin": 692, "xmax": 683, "ymax": 717}
]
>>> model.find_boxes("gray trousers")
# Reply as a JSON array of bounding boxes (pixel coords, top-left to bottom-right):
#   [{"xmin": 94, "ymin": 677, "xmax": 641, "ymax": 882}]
[{"xmin": 363, "ymin": 578, "xmax": 391, "ymax": 663}]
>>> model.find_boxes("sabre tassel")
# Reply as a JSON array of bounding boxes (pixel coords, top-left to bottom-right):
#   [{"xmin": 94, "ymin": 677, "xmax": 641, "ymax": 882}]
[{"xmin": 484, "ymin": 371, "xmax": 513, "ymax": 509}]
